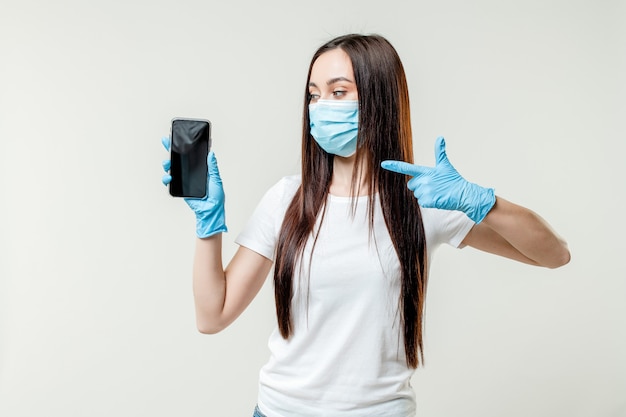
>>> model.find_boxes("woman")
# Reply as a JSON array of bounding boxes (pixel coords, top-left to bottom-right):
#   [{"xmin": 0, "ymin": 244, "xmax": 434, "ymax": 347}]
[{"xmin": 162, "ymin": 34, "xmax": 570, "ymax": 417}]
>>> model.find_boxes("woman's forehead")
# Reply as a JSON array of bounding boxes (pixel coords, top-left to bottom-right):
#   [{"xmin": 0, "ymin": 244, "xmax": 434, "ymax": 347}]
[{"xmin": 310, "ymin": 49, "xmax": 354, "ymax": 84}]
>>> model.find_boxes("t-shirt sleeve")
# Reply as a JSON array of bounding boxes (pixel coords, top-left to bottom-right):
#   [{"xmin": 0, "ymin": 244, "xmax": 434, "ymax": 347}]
[
  {"xmin": 421, "ymin": 207, "xmax": 475, "ymax": 249},
  {"xmin": 235, "ymin": 176, "xmax": 301, "ymax": 261}
]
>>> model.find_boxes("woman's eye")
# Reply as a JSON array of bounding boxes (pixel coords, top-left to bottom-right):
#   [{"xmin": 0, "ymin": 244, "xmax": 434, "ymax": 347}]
[
  {"xmin": 333, "ymin": 90, "xmax": 347, "ymax": 97},
  {"xmin": 308, "ymin": 93, "xmax": 320, "ymax": 102}
]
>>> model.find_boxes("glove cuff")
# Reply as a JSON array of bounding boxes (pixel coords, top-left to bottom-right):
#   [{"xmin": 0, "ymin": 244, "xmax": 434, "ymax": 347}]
[
  {"xmin": 195, "ymin": 209, "xmax": 228, "ymax": 238},
  {"xmin": 466, "ymin": 185, "xmax": 496, "ymax": 224}
]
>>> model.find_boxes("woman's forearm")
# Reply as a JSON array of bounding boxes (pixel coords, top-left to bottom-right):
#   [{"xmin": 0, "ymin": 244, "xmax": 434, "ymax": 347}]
[
  {"xmin": 482, "ymin": 197, "xmax": 570, "ymax": 268},
  {"xmin": 191, "ymin": 235, "xmax": 274, "ymax": 334},
  {"xmin": 192, "ymin": 234, "xmax": 227, "ymax": 334}
]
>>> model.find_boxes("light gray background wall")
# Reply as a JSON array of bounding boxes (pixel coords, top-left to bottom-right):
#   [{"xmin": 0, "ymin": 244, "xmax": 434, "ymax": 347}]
[{"xmin": 1, "ymin": 1, "xmax": 624, "ymax": 416}]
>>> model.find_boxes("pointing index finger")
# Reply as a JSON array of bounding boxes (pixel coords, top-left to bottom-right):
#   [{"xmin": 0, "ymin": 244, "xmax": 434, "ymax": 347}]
[{"xmin": 381, "ymin": 160, "xmax": 429, "ymax": 178}]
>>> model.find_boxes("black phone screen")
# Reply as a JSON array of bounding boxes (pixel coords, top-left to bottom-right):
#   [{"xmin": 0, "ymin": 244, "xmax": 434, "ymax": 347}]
[{"xmin": 169, "ymin": 118, "xmax": 211, "ymax": 198}]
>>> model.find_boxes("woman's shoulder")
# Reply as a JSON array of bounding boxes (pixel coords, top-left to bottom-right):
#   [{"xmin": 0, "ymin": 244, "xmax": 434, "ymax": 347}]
[
  {"xmin": 270, "ymin": 175, "xmax": 301, "ymax": 195},
  {"xmin": 277, "ymin": 174, "xmax": 302, "ymax": 189},
  {"xmin": 260, "ymin": 175, "xmax": 301, "ymax": 206}
]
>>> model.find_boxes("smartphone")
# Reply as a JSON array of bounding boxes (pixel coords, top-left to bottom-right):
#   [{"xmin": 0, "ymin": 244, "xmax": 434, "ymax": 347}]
[{"xmin": 169, "ymin": 118, "xmax": 212, "ymax": 198}]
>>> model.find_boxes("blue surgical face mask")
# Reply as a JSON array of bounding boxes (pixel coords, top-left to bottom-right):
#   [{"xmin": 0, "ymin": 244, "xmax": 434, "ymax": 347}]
[{"xmin": 309, "ymin": 99, "xmax": 359, "ymax": 157}]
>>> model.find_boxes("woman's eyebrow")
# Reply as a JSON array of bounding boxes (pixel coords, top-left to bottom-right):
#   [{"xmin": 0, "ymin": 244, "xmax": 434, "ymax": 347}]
[
  {"xmin": 308, "ymin": 77, "xmax": 354, "ymax": 88},
  {"xmin": 326, "ymin": 76, "xmax": 353, "ymax": 85}
]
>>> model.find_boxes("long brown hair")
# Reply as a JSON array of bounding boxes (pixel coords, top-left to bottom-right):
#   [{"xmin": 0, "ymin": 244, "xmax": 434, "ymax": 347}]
[{"xmin": 274, "ymin": 34, "xmax": 427, "ymax": 368}]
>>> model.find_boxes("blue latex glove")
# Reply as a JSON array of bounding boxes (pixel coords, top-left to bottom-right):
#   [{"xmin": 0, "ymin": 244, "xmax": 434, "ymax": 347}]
[
  {"xmin": 381, "ymin": 137, "xmax": 495, "ymax": 224},
  {"xmin": 161, "ymin": 136, "xmax": 228, "ymax": 238}
]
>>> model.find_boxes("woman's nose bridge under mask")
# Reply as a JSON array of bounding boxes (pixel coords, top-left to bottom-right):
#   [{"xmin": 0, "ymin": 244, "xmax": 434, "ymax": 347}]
[{"xmin": 308, "ymin": 99, "xmax": 359, "ymax": 157}]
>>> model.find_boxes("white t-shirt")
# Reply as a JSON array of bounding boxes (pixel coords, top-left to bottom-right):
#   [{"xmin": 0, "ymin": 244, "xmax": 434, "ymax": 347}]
[{"xmin": 236, "ymin": 176, "xmax": 474, "ymax": 417}]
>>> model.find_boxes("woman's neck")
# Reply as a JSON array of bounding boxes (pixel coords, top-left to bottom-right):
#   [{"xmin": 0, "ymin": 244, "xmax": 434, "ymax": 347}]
[{"xmin": 329, "ymin": 155, "xmax": 369, "ymax": 197}]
